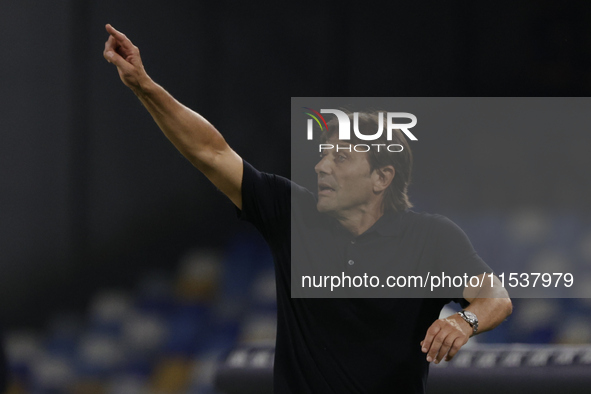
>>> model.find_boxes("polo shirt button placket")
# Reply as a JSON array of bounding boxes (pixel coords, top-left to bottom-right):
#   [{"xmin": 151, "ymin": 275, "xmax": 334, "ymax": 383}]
[{"xmin": 346, "ymin": 238, "xmax": 356, "ymax": 267}]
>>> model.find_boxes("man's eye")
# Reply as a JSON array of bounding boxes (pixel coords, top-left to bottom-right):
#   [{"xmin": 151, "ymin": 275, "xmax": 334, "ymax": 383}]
[{"xmin": 337, "ymin": 155, "xmax": 346, "ymax": 162}]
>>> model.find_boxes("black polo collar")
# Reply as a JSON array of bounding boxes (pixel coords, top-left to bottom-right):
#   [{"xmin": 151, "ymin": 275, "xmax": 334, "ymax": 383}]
[
  {"xmin": 364, "ymin": 209, "xmax": 406, "ymax": 237},
  {"xmin": 326, "ymin": 209, "xmax": 406, "ymax": 238}
]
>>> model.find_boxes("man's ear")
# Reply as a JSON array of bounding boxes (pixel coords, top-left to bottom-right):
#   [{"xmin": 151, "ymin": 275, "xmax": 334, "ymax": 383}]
[{"xmin": 373, "ymin": 165, "xmax": 395, "ymax": 193}]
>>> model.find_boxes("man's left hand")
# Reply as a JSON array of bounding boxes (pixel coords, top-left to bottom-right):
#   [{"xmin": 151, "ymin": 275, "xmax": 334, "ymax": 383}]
[{"xmin": 420, "ymin": 314, "xmax": 472, "ymax": 364}]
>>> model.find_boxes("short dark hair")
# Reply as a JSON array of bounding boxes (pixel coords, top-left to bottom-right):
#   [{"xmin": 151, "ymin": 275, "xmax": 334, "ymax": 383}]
[{"xmin": 321, "ymin": 109, "xmax": 413, "ymax": 213}]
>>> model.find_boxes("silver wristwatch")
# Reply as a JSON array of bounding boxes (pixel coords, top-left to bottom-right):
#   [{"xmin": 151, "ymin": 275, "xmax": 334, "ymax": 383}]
[{"xmin": 457, "ymin": 310, "xmax": 478, "ymax": 335}]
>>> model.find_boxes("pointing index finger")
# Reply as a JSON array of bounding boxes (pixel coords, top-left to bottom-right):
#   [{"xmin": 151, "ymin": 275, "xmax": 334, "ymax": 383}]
[{"xmin": 105, "ymin": 24, "xmax": 134, "ymax": 50}]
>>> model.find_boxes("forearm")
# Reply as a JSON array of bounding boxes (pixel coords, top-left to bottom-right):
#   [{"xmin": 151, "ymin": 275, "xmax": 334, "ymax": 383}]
[
  {"xmin": 460, "ymin": 273, "xmax": 512, "ymax": 335},
  {"xmin": 132, "ymin": 77, "xmax": 230, "ymax": 172},
  {"xmin": 464, "ymin": 295, "xmax": 512, "ymax": 335}
]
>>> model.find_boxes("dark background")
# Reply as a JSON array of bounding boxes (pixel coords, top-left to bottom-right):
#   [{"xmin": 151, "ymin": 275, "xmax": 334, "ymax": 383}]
[{"xmin": 2, "ymin": 0, "xmax": 591, "ymax": 328}]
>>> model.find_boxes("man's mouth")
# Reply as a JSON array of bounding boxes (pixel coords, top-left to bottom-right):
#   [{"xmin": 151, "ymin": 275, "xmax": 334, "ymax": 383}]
[{"xmin": 318, "ymin": 183, "xmax": 335, "ymax": 196}]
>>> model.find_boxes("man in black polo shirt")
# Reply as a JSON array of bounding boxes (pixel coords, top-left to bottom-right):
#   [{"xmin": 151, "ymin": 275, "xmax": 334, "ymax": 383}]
[{"xmin": 104, "ymin": 25, "xmax": 512, "ymax": 393}]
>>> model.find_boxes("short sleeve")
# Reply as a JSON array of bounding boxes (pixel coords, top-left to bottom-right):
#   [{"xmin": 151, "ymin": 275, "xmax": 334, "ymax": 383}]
[
  {"xmin": 430, "ymin": 215, "xmax": 494, "ymax": 308},
  {"xmin": 238, "ymin": 160, "xmax": 291, "ymax": 242}
]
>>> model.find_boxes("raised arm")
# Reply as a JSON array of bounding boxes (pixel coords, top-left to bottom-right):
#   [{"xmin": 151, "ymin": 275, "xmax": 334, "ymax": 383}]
[{"xmin": 103, "ymin": 24, "xmax": 243, "ymax": 208}]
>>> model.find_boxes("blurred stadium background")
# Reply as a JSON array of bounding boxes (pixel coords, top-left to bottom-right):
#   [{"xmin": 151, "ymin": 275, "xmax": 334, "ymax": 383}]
[{"xmin": 2, "ymin": 0, "xmax": 591, "ymax": 393}]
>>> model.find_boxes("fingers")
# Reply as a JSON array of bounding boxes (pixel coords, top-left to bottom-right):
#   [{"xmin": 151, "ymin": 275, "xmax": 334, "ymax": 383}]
[
  {"xmin": 103, "ymin": 47, "xmax": 131, "ymax": 71},
  {"xmin": 421, "ymin": 323, "xmax": 441, "ymax": 362},
  {"xmin": 421, "ymin": 318, "xmax": 470, "ymax": 364},
  {"xmin": 103, "ymin": 27, "xmax": 136, "ymax": 74},
  {"xmin": 426, "ymin": 329, "xmax": 445, "ymax": 363},
  {"xmin": 434, "ymin": 336, "xmax": 455, "ymax": 364},
  {"xmin": 103, "ymin": 36, "xmax": 124, "ymax": 67},
  {"xmin": 103, "ymin": 35, "xmax": 116, "ymax": 58},
  {"xmin": 105, "ymin": 24, "xmax": 134, "ymax": 51},
  {"xmin": 445, "ymin": 337, "xmax": 466, "ymax": 361}
]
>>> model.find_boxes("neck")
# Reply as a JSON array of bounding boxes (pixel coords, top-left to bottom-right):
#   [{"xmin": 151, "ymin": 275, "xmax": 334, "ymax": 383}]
[{"xmin": 334, "ymin": 203, "xmax": 384, "ymax": 236}]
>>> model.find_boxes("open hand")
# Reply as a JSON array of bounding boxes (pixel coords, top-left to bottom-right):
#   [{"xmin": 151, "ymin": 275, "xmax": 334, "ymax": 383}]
[{"xmin": 420, "ymin": 314, "xmax": 472, "ymax": 364}]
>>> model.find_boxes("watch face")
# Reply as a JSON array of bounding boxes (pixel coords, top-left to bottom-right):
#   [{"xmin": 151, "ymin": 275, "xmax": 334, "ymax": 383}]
[
  {"xmin": 461, "ymin": 311, "xmax": 478, "ymax": 334},
  {"xmin": 464, "ymin": 311, "xmax": 477, "ymax": 322}
]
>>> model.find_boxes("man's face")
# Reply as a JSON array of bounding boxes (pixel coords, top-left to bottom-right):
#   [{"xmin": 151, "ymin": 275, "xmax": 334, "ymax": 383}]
[{"xmin": 314, "ymin": 136, "xmax": 377, "ymax": 217}]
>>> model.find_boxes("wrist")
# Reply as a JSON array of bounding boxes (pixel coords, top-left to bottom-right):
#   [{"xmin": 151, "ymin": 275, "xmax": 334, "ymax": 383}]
[
  {"xmin": 455, "ymin": 314, "xmax": 473, "ymax": 336},
  {"xmin": 457, "ymin": 310, "xmax": 479, "ymax": 336},
  {"xmin": 132, "ymin": 73, "xmax": 155, "ymax": 97}
]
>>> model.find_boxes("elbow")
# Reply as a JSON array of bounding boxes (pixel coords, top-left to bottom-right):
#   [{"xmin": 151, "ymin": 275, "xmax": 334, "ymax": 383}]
[
  {"xmin": 495, "ymin": 282, "xmax": 512, "ymax": 319},
  {"xmin": 503, "ymin": 297, "xmax": 513, "ymax": 319}
]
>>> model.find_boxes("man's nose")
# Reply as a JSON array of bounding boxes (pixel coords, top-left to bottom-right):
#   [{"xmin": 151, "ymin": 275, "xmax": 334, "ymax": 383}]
[{"xmin": 315, "ymin": 155, "xmax": 331, "ymax": 175}]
